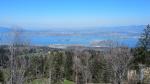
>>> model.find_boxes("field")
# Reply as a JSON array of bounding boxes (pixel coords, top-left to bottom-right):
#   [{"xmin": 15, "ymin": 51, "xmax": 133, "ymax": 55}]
[{"xmin": 26, "ymin": 79, "xmax": 74, "ymax": 84}]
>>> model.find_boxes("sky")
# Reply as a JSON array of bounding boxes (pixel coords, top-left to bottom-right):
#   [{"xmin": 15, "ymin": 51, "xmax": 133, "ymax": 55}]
[{"xmin": 0, "ymin": 0, "xmax": 150, "ymax": 29}]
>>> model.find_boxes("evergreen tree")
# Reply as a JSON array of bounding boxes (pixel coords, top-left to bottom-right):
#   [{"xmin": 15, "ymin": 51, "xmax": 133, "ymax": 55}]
[
  {"xmin": 51, "ymin": 51, "xmax": 64, "ymax": 84},
  {"xmin": 64, "ymin": 50, "xmax": 73, "ymax": 81},
  {"xmin": 133, "ymin": 24, "xmax": 150, "ymax": 84},
  {"xmin": 134, "ymin": 24, "xmax": 150, "ymax": 65},
  {"xmin": 0, "ymin": 70, "xmax": 4, "ymax": 84}
]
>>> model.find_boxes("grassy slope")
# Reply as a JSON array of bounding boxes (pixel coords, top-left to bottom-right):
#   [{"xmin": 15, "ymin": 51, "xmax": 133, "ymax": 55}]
[
  {"xmin": 26, "ymin": 79, "xmax": 74, "ymax": 84},
  {"xmin": 64, "ymin": 80, "xmax": 74, "ymax": 84}
]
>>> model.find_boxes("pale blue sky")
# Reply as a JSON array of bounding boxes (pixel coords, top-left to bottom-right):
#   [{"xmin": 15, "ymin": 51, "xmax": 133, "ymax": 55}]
[{"xmin": 0, "ymin": 0, "xmax": 150, "ymax": 28}]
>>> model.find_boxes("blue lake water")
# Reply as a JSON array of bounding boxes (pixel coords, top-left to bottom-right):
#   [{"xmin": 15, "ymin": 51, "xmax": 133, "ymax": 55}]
[
  {"xmin": 29, "ymin": 33, "xmax": 139, "ymax": 47},
  {"xmin": 0, "ymin": 31, "xmax": 139, "ymax": 47},
  {"xmin": 0, "ymin": 26, "xmax": 144, "ymax": 47}
]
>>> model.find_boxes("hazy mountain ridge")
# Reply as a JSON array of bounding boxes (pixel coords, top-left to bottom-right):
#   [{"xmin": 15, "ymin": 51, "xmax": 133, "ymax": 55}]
[{"xmin": 0, "ymin": 25, "xmax": 145, "ymax": 32}]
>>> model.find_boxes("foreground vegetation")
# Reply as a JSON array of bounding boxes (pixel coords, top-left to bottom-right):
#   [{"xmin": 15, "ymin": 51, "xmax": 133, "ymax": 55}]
[{"xmin": 0, "ymin": 24, "xmax": 149, "ymax": 84}]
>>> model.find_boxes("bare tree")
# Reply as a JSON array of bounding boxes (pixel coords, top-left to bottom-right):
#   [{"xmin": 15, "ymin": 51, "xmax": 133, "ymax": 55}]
[
  {"xmin": 104, "ymin": 43, "xmax": 133, "ymax": 84},
  {"xmin": 48, "ymin": 51, "xmax": 54, "ymax": 84},
  {"xmin": 73, "ymin": 48, "xmax": 84, "ymax": 84},
  {"xmin": 82, "ymin": 51, "xmax": 91, "ymax": 84},
  {"xmin": 72, "ymin": 47, "xmax": 92, "ymax": 84},
  {"xmin": 9, "ymin": 26, "xmax": 30, "ymax": 84}
]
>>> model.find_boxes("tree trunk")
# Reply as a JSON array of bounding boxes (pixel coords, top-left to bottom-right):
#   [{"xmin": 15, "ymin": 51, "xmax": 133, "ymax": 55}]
[
  {"xmin": 49, "ymin": 70, "xmax": 51, "ymax": 84},
  {"xmin": 138, "ymin": 64, "xmax": 144, "ymax": 84},
  {"xmin": 75, "ymin": 72, "xmax": 78, "ymax": 84}
]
